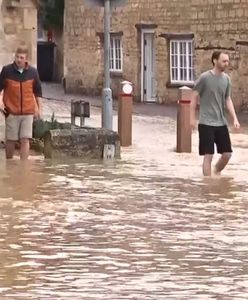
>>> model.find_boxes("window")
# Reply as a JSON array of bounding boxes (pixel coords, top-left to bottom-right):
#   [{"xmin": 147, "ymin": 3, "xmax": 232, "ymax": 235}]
[
  {"xmin": 37, "ymin": 11, "xmax": 45, "ymax": 41},
  {"xmin": 170, "ymin": 40, "xmax": 194, "ymax": 84},
  {"xmin": 110, "ymin": 35, "xmax": 123, "ymax": 72}
]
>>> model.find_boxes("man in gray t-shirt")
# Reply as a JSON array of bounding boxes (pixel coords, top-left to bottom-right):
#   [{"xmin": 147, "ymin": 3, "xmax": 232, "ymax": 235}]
[{"xmin": 191, "ymin": 51, "xmax": 240, "ymax": 176}]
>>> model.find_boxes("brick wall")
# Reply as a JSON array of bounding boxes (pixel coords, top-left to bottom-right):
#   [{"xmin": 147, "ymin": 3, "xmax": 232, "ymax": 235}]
[{"xmin": 64, "ymin": 0, "xmax": 248, "ymax": 109}]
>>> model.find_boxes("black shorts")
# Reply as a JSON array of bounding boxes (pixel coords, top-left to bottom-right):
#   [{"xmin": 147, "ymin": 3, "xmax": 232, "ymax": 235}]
[{"xmin": 198, "ymin": 124, "xmax": 232, "ymax": 156}]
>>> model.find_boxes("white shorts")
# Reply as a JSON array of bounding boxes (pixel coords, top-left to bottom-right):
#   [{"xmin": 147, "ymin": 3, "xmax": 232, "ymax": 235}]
[{"xmin": 5, "ymin": 114, "xmax": 33, "ymax": 141}]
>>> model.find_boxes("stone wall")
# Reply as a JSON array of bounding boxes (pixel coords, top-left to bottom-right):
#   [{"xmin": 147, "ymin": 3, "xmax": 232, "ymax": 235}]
[
  {"xmin": 63, "ymin": 0, "xmax": 104, "ymax": 94},
  {"xmin": 64, "ymin": 0, "xmax": 248, "ymax": 109},
  {"xmin": 0, "ymin": 0, "xmax": 38, "ymax": 69}
]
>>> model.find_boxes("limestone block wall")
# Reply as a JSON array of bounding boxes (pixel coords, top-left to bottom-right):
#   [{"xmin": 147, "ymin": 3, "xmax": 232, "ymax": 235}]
[
  {"xmin": 63, "ymin": 0, "xmax": 104, "ymax": 94},
  {"xmin": 64, "ymin": 0, "xmax": 248, "ymax": 109},
  {"xmin": 0, "ymin": 0, "xmax": 38, "ymax": 69}
]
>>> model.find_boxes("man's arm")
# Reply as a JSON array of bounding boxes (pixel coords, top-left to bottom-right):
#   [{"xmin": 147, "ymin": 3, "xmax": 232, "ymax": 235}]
[
  {"xmin": 190, "ymin": 90, "xmax": 199, "ymax": 130},
  {"xmin": 226, "ymin": 96, "xmax": 240, "ymax": 129},
  {"xmin": 0, "ymin": 66, "xmax": 6, "ymax": 92},
  {"xmin": 225, "ymin": 76, "xmax": 240, "ymax": 129},
  {"xmin": 191, "ymin": 74, "xmax": 204, "ymax": 130},
  {"xmin": 33, "ymin": 70, "xmax": 42, "ymax": 118},
  {"xmin": 0, "ymin": 67, "xmax": 6, "ymax": 114},
  {"xmin": 35, "ymin": 96, "xmax": 42, "ymax": 117}
]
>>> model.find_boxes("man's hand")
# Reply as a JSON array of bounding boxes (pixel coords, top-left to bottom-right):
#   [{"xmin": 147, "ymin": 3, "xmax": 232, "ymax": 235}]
[
  {"xmin": 226, "ymin": 97, "xmax": 240, "ymax": 130},
  {"xmin": 34, "ymin": 108, "xmax": 42, "ymax": 120},
  {"xmin": 233, "ymin": 118, "xmax": 240, "ymax": 130},
  {"xmin": 190, "ymin": 117, "xmax": 198, "ymax": 131},
  {"xmin": 0, "ymin": 101, "xmax": 8, "ymax": 117},
  {"xmin": 34, "ymin": 97, "xmax": 42, "ymax": 120},
  {"xmin": 190, "ymin": 91, "xmax": 199, "ymax": 132},
  {"xmin": 0, "ymin": 95, "xmax": 5, "ymax": 111},
  {"xmin": 0, "ymin": 108, "xmax": 5, "ymax": 116}
]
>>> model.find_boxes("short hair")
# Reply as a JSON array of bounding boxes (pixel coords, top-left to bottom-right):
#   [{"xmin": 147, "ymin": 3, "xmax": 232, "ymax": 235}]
[
  {"xmin": 15, "ymin": 46, "xmax": 29, "ymax": 57},
  {"xmin": 211, "ymin": 50, "xmax": 228, "ymax": 65}
]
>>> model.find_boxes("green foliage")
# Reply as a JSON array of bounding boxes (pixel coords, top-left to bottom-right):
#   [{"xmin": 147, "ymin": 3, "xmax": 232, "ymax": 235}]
[
  {"xmin": 40, "ymin": 0, "xmax": 64, "ymax": 30},
  {"xmin": 33, "ymin": 113, "xmax": 61, "ymax": 139}
]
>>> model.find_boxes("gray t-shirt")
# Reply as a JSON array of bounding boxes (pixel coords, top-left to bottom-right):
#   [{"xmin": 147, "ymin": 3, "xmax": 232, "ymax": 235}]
[{"xmin": 193, "ymin": 70, "xmax": 231, "ymax": 126}]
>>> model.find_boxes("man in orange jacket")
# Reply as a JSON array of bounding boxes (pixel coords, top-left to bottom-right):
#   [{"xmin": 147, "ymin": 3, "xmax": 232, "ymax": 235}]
[{"xmin": 0, "ymin": 46, "xmax": 42, "ymax": 160}]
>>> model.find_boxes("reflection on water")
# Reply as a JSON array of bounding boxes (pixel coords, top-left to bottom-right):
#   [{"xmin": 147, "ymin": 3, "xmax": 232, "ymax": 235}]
[{"xmin": 0, "ymin": 151, "xmax": 248, "ymax": 299}]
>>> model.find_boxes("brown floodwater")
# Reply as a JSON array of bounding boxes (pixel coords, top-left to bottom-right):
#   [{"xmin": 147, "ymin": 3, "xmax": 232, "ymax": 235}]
[{"xmin": 0, "ymin": 114, "xmax": 248, "ymax": 299}]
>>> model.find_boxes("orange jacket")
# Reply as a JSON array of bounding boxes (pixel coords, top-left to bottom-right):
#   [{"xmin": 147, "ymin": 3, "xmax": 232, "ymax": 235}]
[{"xmin": 0, "ymin": 63, "xmax": 42, "ymax": 115}]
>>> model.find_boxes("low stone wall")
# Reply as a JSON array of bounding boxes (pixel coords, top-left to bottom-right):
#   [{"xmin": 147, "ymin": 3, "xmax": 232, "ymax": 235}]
[{"xmin": 43, "ymin": 127, "xmax": 121, "ymax": 159}]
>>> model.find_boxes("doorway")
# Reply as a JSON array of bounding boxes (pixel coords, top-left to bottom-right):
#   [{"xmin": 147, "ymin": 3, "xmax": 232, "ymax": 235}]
[{"xmin": 141, "ymin": 30, "xmax": 156, "ymax": 102}]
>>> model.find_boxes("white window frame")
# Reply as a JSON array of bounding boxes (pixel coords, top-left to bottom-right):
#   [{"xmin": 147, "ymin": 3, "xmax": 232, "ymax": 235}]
[
  {"xmin": 170, "ymin": 39, "xmax": 194, "ymax": 84},
  {"xmin": 110, "ymin": 35, "xmax": 123, "ymax": 72}
]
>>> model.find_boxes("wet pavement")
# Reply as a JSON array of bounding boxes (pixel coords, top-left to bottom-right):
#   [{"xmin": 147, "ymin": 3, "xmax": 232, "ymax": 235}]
[
  {"xmin": 0, "ymin": 84, "xmax": 248, "ymax": 299},
  {"xmin": 41, "ymin": 82, "xmax": 178, "ymax": 118}
]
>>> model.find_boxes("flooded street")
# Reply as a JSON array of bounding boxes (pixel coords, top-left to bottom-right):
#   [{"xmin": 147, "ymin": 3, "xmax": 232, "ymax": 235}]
[{"xmin": 1, "ymin": 108, "xmax": 248, "ymax": 299}]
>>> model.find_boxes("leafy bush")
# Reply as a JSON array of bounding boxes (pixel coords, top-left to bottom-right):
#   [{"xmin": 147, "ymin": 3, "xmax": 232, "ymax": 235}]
[{"xmin": 33, "ymin": 113, "xmax": 69, "ymax": 139}]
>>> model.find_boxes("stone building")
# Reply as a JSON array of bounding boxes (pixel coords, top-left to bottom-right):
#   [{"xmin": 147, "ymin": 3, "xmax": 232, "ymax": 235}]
[
  {"xmin": 0, "ymin": 0, "xmax": 39, "ymax": 67},
  {"xmin": 64, "ymin": 0, "xmax": 248, "ymax": 109}
]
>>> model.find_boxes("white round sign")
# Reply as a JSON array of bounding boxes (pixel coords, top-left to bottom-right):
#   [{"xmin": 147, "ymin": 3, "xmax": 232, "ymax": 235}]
[{"xmin": 122, "ymin": 83, "xmax": 133, "ymax": 94}]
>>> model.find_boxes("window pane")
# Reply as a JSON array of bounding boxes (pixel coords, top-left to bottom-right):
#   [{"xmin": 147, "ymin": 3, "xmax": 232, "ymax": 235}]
[
  {"xmin": 115, "ymin": 46, "xmax": 119, "ymax": 61},
  {"xmin": 180, "ymin": 68, "xmax": 183, "ymax": 80},
  {"xmin": 189, "ymin": 55, "xmax": 193, "ymax": 68},
  {"xmin": 171, "ymin": 55, "xmax": 174, "ymax": 68},
  {"xmin": 180, "ymin": 42, "xmax": 183, "ymax": 55},
  {"xmin": 118, "ymin": 59, "xmax": 122, "ymax": 70},
  {"xmin": 116, "ymin": 39, "xmax": 120, "ymax": 52},
  {"xmin": 110, "ymin": 47, "xmax": 113, "ymax": 59},
  {"xmin": 111, "ymin": 57, "xmax": 114, "ymax": 70},
  {"xmin": 171, "ymin": 42, "xmax": 175, "ymax": 55},
  {"xmin": 190, "ymin": 68, "xmax": 194, "ymax": 81},
  {"xmin": 180, "ymin": 54, "xmax": 186, "ymax": 69},
  {"xmin": 183, "ymin": 68, "xmax": 187, "ymax": 80},
  {"xmin": 174, "ymin": 55, "xmax": 177, "ymax": 68},
  {"xmin": 180, "ymin": 68, "xmax": 186, "ymax": 81},
  {"xmin": 174, "ymin": 54, "xmax": 178, "ymax": 68},
  {"xmin": 172, "ymin": 69, "xmax": 175, "ymax": 80},
  {"xmin": 183, "ymin": 42, "xmax": 187, "ymax": 55},
  {"xmin": 188, "ymin": 41, "xmax": 192, "ymax": 55},
  {"xmin": 173, "ymin": 68, "xmax": 178, "ymax": 81}
]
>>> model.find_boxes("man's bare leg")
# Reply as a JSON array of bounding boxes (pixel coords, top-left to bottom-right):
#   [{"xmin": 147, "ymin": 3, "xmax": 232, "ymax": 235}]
[
  {"xmin": 203, "ymin": 154, "xmax": 213, "ymax": 176},
  {"xmin": 5, "ymin": 140, "xmax": 16, "ymax": 159},
  {"xmin": 20, "ymin": 138, "xmax": 30, "ymax": 160},
  {"xmin": 214, "ymin": 152, "xmax": 232, "ymax": 175}
]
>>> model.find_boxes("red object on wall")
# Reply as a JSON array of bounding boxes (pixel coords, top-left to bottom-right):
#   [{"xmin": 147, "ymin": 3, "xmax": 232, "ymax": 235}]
[{"xmin": 47, "ymin": 29, "xmax": 53, "ymax": 42}]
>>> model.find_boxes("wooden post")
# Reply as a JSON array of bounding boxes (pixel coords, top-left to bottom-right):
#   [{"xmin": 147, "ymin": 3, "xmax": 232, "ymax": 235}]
[
  {"xmin": 176, "ymin": 86, "xmax": 192, "ymax": 153},
  {"xmin": 118, "ymin": 92, "xmax": 133, "ymax": 147}
]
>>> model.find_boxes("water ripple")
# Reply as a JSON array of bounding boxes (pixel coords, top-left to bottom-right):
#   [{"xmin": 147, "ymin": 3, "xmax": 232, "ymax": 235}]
[{"xmin": 0, "ymin": 157, "xmax": 248, "ymax": 299}]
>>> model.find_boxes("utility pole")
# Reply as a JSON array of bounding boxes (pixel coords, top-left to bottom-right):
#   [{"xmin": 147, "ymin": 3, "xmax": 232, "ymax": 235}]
[
  {"xmin": 84, "ymin": 0, "xmax": 127, "ymax": 129},
  {"xmin": 102, "ymin": 0, "xmax": 113, "ymax": 129}
]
